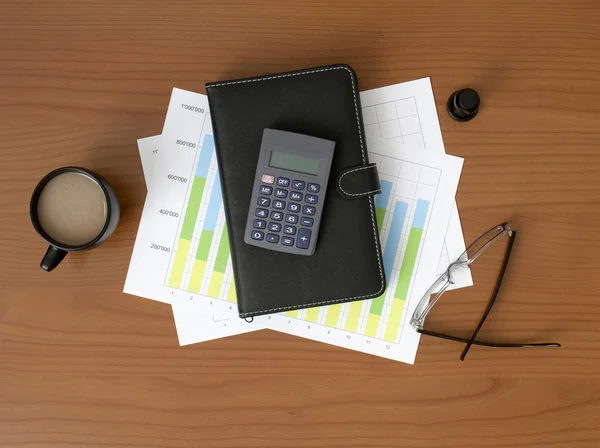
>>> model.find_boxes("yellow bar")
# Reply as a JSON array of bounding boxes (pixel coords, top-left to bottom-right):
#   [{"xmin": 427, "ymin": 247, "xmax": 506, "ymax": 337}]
[
  {"xmin": 304, "ymin": 307, "xmax": 321, "ymax": 323},
  {"xmin": 187, "ymin": 260, "xmax": 207, "ymax": 293},
  {"xmin": 207, "ymin": 271, "xmax": 225, "ymax": 298},
  {"xmin": 364, "ymin": 313, "xmax": 381, "ymax": 337},
  {"xmin": 344, "ymin": 301, "xmax": 364, "ymax": 332},
  {"xmin": 285, "ymin": 310, "xmax": 299, "ymax": 318},
  {"xmin": 324, "ymin": 304, "xmax": 342, "ymax": 327},
  {"xmin": 383, "ymin": 299, "xmax": 406, "ymax": 342},
  {"xmin": 168, "ymin": 239, "xmax": 191, "ymax": 288},
  {"xmin": 226, "ymin": 281, "xmax": 237, "ymax": 303}
]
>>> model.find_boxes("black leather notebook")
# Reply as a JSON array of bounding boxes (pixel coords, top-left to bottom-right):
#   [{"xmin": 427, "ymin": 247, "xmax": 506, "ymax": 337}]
[{"xmin": 206, "ymin": 64, "xmax": 386, "ymax": 318}]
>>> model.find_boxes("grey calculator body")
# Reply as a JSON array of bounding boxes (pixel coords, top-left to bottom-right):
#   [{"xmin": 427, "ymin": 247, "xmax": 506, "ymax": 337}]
[{"xmin": 244, "ymin": 129, "xmax": 335, "ymax": 256}]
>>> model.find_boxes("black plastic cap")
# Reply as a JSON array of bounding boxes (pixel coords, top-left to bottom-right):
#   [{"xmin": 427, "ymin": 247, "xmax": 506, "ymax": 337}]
[{"xmin": 447, "ymin": 88, "xmax": 480, "ymax": 122}]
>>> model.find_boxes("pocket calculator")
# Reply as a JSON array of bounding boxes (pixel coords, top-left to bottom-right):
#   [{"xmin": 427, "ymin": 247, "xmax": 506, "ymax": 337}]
[{"xmin": 244, "ymin": 129, "xmax": 335, "ymax": 256}]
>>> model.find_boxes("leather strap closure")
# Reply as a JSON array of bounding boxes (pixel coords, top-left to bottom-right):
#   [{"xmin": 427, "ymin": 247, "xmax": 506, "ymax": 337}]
[{"xmin": 336, "ymin": 163, "xmax": 382, "ymax": 199}]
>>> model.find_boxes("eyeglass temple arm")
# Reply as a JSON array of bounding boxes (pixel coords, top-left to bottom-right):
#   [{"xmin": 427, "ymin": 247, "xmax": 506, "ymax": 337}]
[
  {"xmin": 460, "ymin": 230, "xmax": 560, "ymax": 360},
  {"xmin": 417, "ymin": 328, "xmax": 561, "ymax": 348}
]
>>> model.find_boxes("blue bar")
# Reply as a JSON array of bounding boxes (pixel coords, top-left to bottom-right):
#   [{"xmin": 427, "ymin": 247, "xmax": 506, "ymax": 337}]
[
  {"xmin": 376, "ymin": 180, "xmax": 393, "ymax": 209},
  {"xmin": 203, "ymin": 172, "xmax": 222, "ymax": 231},
  {"xmin": 412, "ymin": 199, "xmax": 430, "ymax": 229},
  {"xmin": 382, "ymin": 201, "xmax": 408, "ymax": 277},
  {"xmin": 195, "ymin": 134, "xmax": 215, "ymax": 178}
]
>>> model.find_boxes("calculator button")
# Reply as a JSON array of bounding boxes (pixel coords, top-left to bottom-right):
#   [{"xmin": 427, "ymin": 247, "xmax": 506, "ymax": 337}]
[
  {"xmin": 289, "ymin": 191, "xmax": 303, "ymax": 201},
  {"xmin": 266, "ymin": 233, "xmax": 279, "ymax": 243},
  {"xmin": 251, "ymin": 230, "xmax": 264, "ymax": 241},
  {"xmin": 287, "ymin": 203, "xmax": 301, "ymax": 213},
  {"xmin": 274, "ymin": 188, "xmax": 288, "ymax": 198},
  {"xmin": 307, "ymin": 183, "xmax": 320, "ymax": 193},
  {"xmin": 257, "ymin": 196, "xmax": 271, "ymax": 207},
  {"xmin": 253, "ymin": 219, "xmax": 266, "ymax": 229},
  {"xmin": 283, "ymin": 225, "xmax": 296, "ymax": 235},
  {"xmin": 297, "ymin": 228, "xmax": 312, "ymax": 249},
  {"xmin": 273, "ymin": 200, "xmax": 286, "ymax": 210},
  {"xmin": 285, "ymin": 214, "xmax": 299, "ymax": 224},
  {"xmin": 270, "ymin": 211, "xmax": 283, "ymax": 221},
  {"xmin": 302, "ymin": 205, "xmax": 316, "ymax": 216},
  {"xmin": 259, "ymin": 185, "xmax": 273, "ymax": 195},
  {"xmin": 261, "ymin": 174, "xmax": 275, "ymax": 184},
  {"xmin": 292, "ymin": 180, "xmax": 305, "ymax": 190},
  {"xmin": 255, "ymin": 208, "xmax": 268, "ymax": 218},
  {"xmin": 276, "ymin": 177, "xmax": 290, "ymax": 187},
  {"xmin": 305, "ymin": 194, "xmax": 318, "ymax": 204},
  {"xmin": 268, "ymin": 222, "xmax": 281, "ymax": 232},
  {"xmin": 300, "ymin": 217, "xmax": 314, "ymax": 227},
  {"xmin": 281, "ymin": 236, "xmax": 295, "ymax": 246}
]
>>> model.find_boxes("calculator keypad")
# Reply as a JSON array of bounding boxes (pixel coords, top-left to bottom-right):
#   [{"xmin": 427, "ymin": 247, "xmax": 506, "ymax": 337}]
[{"xmin": 248, "ymin": 173, "xmax": 323, "ymax": 254}]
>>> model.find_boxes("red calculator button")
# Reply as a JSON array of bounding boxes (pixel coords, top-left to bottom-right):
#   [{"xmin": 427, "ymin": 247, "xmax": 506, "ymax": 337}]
[{"xmin": 261, "ymin": 174, "xmax": 275, "ymax": 184}]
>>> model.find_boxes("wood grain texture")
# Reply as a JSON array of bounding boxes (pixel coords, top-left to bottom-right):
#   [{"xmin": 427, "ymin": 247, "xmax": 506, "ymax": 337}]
[{"xmin": 1, "ymin": 0, "xmax": 599, "ymax": 446}]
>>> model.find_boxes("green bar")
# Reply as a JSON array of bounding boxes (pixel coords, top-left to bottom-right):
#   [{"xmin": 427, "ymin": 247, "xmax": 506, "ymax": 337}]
[
  {"xmin": 369, "ymin": 294, "xmax": 385, "ymax": 316},
  {"xmin": 195, "ymin": 230, "xmax": 214, "ymax": 261},
  {"xmin": 369, "ymin": 207, "xmax": 387, "ymax": 315},
  {"xmin": 394, "ymin": 227, "xmax": 423, "ymax": 300},
  {"xmin": 181, "ymin": 177, "xmax": 206, "ymax": 240},
  {"xmin": 375, "ymin": 207, "xmax": 386, "ymax": 233},
  {"xmin": 213, "ymin": 227, "xmax": 230, "ymax": 273}
]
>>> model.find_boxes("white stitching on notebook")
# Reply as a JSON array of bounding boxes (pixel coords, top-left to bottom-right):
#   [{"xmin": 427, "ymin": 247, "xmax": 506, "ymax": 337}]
[
  {"xmin": 338, "ymin": 165, "xmax": 381, "ymax": 197},
  {"xmin": 208, "ymin": 66, "xmax": 385, "ymax": 316}
]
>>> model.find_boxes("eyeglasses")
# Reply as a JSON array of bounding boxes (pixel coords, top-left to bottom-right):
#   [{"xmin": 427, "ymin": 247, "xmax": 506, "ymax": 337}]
[{"xmin": 410, "ymin": 223, "xmax": 560, "ymax": 361}]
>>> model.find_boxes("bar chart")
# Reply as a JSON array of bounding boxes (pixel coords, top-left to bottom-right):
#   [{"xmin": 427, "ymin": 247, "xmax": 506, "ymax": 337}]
[
  {"xmin": 282, "ymin": 145, "xmax": 439, "ymax": 346},
  {"xmin": 165, "ymin": 133, "xmax": 236, "ymax": 303}
]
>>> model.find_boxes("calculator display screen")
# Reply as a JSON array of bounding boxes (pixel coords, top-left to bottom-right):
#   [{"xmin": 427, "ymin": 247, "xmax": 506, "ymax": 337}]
[{"xmin": 269, "ymin": 150, "xmax": 321, "ymax": 176}]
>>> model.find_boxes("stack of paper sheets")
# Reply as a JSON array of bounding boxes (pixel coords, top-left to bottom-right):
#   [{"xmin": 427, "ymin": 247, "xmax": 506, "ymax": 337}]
[{"xmin": 125, "ymin": 78, "xmax": 470, "ymax": 364}]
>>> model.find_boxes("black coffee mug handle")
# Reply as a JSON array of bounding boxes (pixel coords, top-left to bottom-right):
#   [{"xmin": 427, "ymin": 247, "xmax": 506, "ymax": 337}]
[{"xmin": 41, "ymin": 245, "xmax": 68, "ymax": 272}]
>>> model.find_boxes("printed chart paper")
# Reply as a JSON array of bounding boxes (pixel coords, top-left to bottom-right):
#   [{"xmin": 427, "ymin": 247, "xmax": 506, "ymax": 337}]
[
  {"xmin": 125, "ymin": 91, "xmax": 267, "ymax": 329},
  {"xmin": 267, "ymin": 136, "xmax": 463, "ymax": 363},
  {"xmin": 137, "ymin": 135, "xmax": 260, "ymax": 344},
  {"xmin": 360, "ymin": 78, "xmax": 472, "ymax": 288},
  {"xmin": 131, "ymin": 79, "xmax": 467, "ymax": 362}
]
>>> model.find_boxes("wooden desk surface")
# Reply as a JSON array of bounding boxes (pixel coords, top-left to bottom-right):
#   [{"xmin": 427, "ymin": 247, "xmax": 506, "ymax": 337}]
[{"xmin": 1, "ymin": 1, "xmax": 599, "ymax": 447}]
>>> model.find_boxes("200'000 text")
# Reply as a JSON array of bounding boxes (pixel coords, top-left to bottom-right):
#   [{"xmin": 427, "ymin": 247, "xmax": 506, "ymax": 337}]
[
  {"xmin": 150, "ymin": 244, "xmax": 170, "ymax": 252},
  {"xmin": 167, "ymin": 174, "xmax": 187, "ymax": 183}
]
